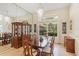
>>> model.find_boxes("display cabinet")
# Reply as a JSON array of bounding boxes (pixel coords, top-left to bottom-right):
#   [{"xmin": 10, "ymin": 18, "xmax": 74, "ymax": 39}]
[{"xmin": 11, "ymin": 22, "xmax": 27, "ymax": 48}]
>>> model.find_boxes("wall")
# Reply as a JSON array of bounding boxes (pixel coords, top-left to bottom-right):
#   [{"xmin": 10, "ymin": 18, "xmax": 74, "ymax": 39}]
[{"xmin": 69, "ymin": 3, "xmax": 79, "ymax": 55}]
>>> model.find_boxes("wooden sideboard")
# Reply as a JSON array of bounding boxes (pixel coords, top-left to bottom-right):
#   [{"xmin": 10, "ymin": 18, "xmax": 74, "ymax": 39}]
[{"xmin": 64, "ymin": 36, "xmax": 75, "ymax": 53}]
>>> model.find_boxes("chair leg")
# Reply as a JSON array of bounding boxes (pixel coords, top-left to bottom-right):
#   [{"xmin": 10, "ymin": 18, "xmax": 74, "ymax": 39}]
[
  {"xmin": 23, "ymin": 48, "xmax": 27, "ymax": 56},
  {"xmin": 2, "ymin": 41, "xmax": 4, "ymax": 46},
  {"xmin": 51, "ymin": 48, "xmax": 54, "ymax": 56},
  {"xmin": 30, "ymin": 47, "xmax": 33, "ymax": 56}
]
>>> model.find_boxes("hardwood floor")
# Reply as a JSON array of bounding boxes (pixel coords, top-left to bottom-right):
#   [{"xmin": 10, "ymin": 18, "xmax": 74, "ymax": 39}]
[{"xmin": 0, "ymin": 44, "xmax": 75, "ymax": 56}]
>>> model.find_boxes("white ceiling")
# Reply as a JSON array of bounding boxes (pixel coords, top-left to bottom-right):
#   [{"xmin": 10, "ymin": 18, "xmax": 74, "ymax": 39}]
[
  {"xmin": 0, "ymin": 3, "xmax": 70, "ymax": 17},
  {"xmin": 16, "ymin": 3, "xmax": 70, "ymax": 13},
  {"xmin": 0, "ymin": 3, "xmax": 29, "ymax": 17}
]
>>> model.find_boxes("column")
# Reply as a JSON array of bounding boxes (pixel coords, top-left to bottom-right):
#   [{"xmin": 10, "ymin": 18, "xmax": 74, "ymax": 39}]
[
  {"xmin": 37, "ymin": 18, "xmax": 40, "ymax": 39},
  {"xmin": 46, "ymin": 24, "xmax": 48, "ymax": 34},
  {"xmin": 31, "ymin": 15, "xmax": 34, "ymax": 35}
]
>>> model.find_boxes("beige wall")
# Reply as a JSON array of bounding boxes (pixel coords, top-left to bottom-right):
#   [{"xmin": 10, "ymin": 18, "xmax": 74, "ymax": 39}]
[{"xmin": 69, "ymin": 3, "xmax": 79, "ymax": 55}]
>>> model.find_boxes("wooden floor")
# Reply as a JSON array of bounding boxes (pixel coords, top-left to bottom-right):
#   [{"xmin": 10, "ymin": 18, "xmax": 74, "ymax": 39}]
[{"xmin": 0, "ymin": 44, "xmax": 75, "ymax": 56}]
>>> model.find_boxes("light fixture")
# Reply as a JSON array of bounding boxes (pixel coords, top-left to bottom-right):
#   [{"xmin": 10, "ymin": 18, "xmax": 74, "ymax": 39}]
[
  {"xmin": 54, "ymin": 16, "xmax": 59, "ymax": 19},
  {"xmin": 37, "ymin": 8, "xmax": 44, "ymax": 18},
  {"xmin": 37, "ymin": 4, "xmax": 44, "ymax": 21}
]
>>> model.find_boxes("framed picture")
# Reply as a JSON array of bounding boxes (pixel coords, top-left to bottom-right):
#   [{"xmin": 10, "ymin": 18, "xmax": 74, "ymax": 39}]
[
  {"xmin": 70, "ymin": 20, "xmax": 72, "ymax": 30},
  {"xmin": 62, "ymin": 22, "xmax": 66, "ymax": 34},
  {"xmin": 29, "ymin": 24, "xmax": 32, "ymax": 32},
  {"xmin": 34, "ymin": 24, "xmax": 36, "ymax": 32}
]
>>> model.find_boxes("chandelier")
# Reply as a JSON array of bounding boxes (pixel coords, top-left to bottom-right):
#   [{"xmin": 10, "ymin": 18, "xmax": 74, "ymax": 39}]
[{"xmin": 37, "ymin": 3, "xmax": 44, "ymax": 21}]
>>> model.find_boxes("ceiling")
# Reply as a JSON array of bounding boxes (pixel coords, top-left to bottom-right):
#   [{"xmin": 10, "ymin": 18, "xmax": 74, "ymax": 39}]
[
  {"xmin": 16, "ymin": 3, "xmax": 70, "ymax": 13},
  {"xmin": 0, "ymin": 3, "xmax": 70, "ymax": 17},
  {"xmin": 0, "ymin": 3, "xmax": 29, "ymax": 17}
]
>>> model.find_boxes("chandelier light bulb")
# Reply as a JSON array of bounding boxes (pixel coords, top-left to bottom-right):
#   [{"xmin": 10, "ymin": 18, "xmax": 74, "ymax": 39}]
[
  {"xmin": 37, "ymin": 8, "xmax": 44, "ymax": 18},
  {"xmin": 54, "ymin": 16, "xmax": 59, "ymax": 19}
]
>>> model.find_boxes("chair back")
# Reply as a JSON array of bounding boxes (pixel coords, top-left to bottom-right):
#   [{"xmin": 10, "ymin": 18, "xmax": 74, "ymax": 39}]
[{"xmin": 22, "ymin": 35, "xmax": 33, "ymax": 56}]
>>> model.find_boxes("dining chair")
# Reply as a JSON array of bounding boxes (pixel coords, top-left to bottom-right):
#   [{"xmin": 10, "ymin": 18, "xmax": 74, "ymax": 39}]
[
  {"xmin": 0, "ymin": 37, "xmax": 4, "ymax": 46},
  {"xmin": 2, "ymin": 33, "xmax": 10, "ymax": 45},
  {"xmin": 7, "ymin": 33, "xmax": 12, "ymax": 44},
  {"xmin": 22, "ymin": 35, "xmax": 40, "ymax": 56},
  {"xmin": 40, "ymin": 37, "xmax": 55, "ymax": 56},
  {"xmin": 23, "ymin": 40, "xmax": 31, "ymax": 56}
]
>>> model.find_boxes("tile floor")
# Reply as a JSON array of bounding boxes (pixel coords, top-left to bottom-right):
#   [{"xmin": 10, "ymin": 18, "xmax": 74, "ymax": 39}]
[{"xmin": 0, "ymin": 44, "xmax": 75, "ymax": 56}]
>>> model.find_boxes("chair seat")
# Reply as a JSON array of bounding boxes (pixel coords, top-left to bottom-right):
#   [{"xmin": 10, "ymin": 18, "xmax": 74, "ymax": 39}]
[
  {"xmin": 41, "ymin": 52, "xmax": 51, "ymax": 56},
  {"xmin": 23, "ymin": 46, "xmax": 38, "ymax": 56},
  {"xmin": 42, "ymin": 47, "xmax": 51, "ymax": 53}
]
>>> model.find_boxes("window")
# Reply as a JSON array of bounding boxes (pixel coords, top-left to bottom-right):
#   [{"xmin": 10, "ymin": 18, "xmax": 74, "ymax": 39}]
[
  {"xmin": 48, "ymin": 23, "xmax": 57, "ymax": 36},
  {"xmin": 0, "ymin": 24, "xmax": 3, "ymax": 32},
  {"xmin": 34, "ymin": 24, "xmax": 36, "ymax": 32},
  {"xmin": 0, "ymin": 15, "xmax": 3, "ymax": 21}
]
